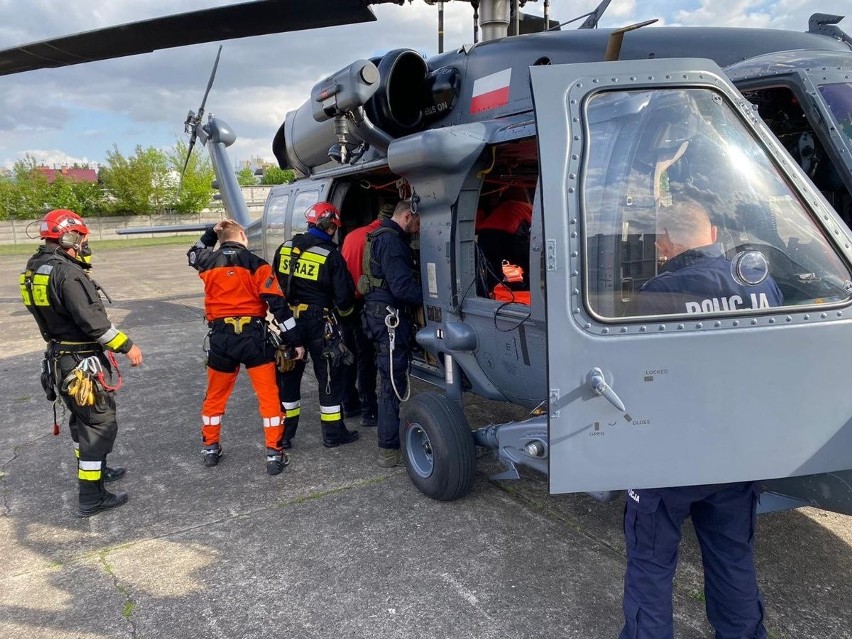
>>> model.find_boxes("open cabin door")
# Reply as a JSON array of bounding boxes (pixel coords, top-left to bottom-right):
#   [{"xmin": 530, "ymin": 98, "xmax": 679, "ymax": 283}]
[{"xmin": 531, "ymin": 59, "xmax": 852, "ymax": 500}]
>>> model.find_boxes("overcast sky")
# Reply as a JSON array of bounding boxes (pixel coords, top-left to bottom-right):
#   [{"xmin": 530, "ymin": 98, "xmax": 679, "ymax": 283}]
[{"xmin": 0, "ymin": 0, "xmax": 826, "ymax": 170}]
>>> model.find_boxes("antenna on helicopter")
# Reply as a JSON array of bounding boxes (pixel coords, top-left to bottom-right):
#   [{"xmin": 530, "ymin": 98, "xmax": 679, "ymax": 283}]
[
  {"xmin": 181, "ymin": 45, "xmax": 223, "ymax": 185},
  {"xmin": 472, "ymin": 1, "xmax": 480, "ymax": 44}
]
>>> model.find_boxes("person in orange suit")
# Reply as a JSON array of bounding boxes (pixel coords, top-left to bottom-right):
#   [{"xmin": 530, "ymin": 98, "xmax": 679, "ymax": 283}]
[{"xmin": 188, "ymin": 219, "xmax": 304, "ymax": 475}]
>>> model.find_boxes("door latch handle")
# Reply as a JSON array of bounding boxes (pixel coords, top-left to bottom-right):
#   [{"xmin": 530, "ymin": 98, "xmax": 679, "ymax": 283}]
[{"xmin": 588, "ymin": 367, "xmax": 626, "ymax": 412}]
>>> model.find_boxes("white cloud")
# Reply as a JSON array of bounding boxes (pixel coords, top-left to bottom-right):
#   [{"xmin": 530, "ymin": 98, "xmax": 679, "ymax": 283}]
[{"xmin": 0, "ymin": 1, "xmax": 844, "ymax": 168}]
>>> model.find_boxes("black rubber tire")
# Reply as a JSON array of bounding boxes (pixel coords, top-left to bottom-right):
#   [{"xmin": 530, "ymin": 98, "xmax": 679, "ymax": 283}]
[{"xmin": 400, "ymin": 391, "xmax": 476, "ymax": 501}]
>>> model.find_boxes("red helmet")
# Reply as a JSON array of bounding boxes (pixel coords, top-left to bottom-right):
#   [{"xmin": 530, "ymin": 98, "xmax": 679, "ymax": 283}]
[
  {"xmin": 305, "ymin": 202, "xmax": 341, "ymax": 229},
  {"xmin": 40, "ymin": 209, "xmax": 89, "ymax": 241}
]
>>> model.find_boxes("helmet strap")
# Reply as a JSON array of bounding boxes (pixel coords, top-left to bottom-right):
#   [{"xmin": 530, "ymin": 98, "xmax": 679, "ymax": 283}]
[{"xmin": 58, "ymin": 231, "xmax": 84, "ymax": 252}]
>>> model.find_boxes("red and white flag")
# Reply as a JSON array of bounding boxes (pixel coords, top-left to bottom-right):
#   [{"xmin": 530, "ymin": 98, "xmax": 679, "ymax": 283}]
[{"xmin": 470, "ymin": 68, "xmax": 512, "ymax": 114}]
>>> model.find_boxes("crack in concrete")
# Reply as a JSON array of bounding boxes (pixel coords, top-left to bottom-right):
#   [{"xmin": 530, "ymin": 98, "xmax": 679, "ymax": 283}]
[
  {"xmin": 1, "ymin": 431, "xmax": 55, "ymax": 516},
  {"xmin": 491, "ymin": 478, "xmax": 625, "ymax": 556},
  {"xmin": 99, "ymin": 552, "xmax": 139, "ymax": 639}
]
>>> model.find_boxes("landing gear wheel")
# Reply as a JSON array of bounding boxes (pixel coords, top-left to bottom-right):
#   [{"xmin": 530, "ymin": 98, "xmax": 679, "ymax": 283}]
[{"xmin": 400, "ymin": 391, "xmax": 476, "ymax": 501}]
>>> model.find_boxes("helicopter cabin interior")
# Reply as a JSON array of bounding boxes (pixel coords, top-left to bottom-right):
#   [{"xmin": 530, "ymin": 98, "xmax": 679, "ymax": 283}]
[{"xmin": 740, "ymin": 85, "xmax": 852, "ymax": 228}]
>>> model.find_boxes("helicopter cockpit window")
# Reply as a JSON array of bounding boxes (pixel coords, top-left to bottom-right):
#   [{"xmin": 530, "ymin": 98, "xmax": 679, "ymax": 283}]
[
  {"xmin": 263, "ymin": 192, "xmax": 290, "ymax": 259},
  {"xmin": 582, "ymin": 87, "xmax": 852, "ymax": 320},
  {"xmin": 291, "ymin": 189, "xmax": 320, "ymax": 236},
  {"xmin": 819, "ymin": 82, "xmax": 852, "ymax": 146}
]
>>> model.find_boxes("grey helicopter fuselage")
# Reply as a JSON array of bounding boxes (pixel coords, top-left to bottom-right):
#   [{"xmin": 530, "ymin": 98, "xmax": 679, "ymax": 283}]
[{"xmin": 236, "ymin": 14, "xmax": 852, "ymax": 510}]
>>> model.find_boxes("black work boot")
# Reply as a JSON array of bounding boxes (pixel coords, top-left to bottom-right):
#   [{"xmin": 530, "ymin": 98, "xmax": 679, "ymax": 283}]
[
  {"xmin": 266, "ymin": 449, "xmax": 290, "ymax": 476},
  {"xmin": 104, "ymin": 466, "xmax": 126, "ymax": 482},
  {"xmin": 202, "ymin": 444, "xmax": 223, "ymax": 467},
  {"xmin": 322, "ymin": 422, "xmax": 360, "ymax": 448},
  {"xmin": 78, "ymin": 490, "xmax": 129, "ymax": 518},
  {"xmin": 282, "ymin": 419, "xmax": 299, "ymax": 450}
]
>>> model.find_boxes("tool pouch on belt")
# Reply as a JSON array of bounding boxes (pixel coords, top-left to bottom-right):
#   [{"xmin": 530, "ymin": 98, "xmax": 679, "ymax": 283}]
[
  {"xmin": 321, "ymin": 335, "xmax": 354, "ymax": 367},
  {"xmin": 40, "ymin": 353, "xmax": 57, "ymax": 402},
  {"xmin": 321, "ymin": 315, "xmax": 354, "ymax": 367}
]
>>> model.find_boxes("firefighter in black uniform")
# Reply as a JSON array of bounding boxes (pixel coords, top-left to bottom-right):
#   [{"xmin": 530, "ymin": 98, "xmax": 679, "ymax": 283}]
[
  {"xmin": 361, "ymin": 199, "xmax": 422, "ymax": 468},
  {"xmin": 20, "ymin": 209, "xmax": 143, "ymax": 517},
  {"xmin": 273, "ymin": 202, "xmax": 359, "ymax": 449}
]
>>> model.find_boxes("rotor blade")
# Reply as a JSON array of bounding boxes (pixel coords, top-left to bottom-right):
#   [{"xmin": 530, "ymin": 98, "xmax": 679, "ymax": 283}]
[
  {"xmin": 0, "ymin": 0, "xmax": 378, "ymax": 77},
  {"xmin": 579, "ymin": 0, "xmax": 613, "ymax": 29},
  {"xmin": 180, "ymin": 136, "xmax": 196, "ymax": 188},
  {"xmin": 198, "ymin": 46, "xmax": 223, "ymax": 118},
  {"xmin": 115, "ymin": 223, "xmax": 214, "ymax": 236}
]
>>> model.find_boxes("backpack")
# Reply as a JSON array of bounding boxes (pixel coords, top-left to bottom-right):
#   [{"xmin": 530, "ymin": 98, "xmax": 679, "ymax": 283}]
[{"xmin": 357, "ymin": 226, "xmax": 398, "ymax": 295}]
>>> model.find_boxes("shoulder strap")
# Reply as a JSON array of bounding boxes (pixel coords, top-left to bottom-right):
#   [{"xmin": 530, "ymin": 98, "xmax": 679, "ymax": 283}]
[
  {"xmin": 20, "ymin": 253, "xmax": 63, "ymax": 341},
  {"xmin": 360, "ymin": 227, "xmax": 399, "ymax": 293}
]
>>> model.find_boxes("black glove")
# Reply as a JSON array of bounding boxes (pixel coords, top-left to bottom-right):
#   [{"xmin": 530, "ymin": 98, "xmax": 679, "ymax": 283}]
[{"xmin": 275, "ymin": 345, "xmax": 298, "ymax": 373}]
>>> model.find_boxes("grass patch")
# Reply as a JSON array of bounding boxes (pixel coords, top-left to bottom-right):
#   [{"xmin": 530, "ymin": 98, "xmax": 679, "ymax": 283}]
[
  {"xmin": 687, "ymin": 588, "xmax": 706, "ymax": 603},
  {"xmin": 122, "ymin": 600, "xmax": 136, "ymax": 620},
  {"xmin": 0, "ymin": 234, "xmax": 193, "ymax": 256}
]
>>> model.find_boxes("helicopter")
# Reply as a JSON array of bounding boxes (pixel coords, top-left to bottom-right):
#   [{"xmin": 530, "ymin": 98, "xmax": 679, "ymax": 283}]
[{"xmin": 3, "ymin": 0, "xmax": 852, "ymax": 514}]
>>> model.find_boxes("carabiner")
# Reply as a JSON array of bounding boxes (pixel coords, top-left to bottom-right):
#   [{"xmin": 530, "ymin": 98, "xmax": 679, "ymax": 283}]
[{"xmin": 384, "ymin": 306, "xmax": 400, "ymax": 329}]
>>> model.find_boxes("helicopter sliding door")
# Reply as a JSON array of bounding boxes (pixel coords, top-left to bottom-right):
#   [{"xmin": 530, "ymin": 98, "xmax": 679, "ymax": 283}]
[{"xmin": 531, "ymin": 59, "xmax": 852, "ymax": 496}]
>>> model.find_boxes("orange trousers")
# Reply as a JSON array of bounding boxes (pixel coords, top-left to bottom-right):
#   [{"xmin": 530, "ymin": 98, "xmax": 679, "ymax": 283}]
[{"xmin": 201, "ymin": 361, "xmax": 284, "ymax": 451}]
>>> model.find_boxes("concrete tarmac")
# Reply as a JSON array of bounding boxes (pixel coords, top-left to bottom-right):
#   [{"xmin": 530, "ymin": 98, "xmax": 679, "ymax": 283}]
[{"xmin": 1, "ymin": 244, "xmax": 850, "ymax": 639}]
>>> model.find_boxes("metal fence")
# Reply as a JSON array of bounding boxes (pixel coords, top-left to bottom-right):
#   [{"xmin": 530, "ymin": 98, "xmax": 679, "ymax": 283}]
[{"xmin": 0, "ymin": 185, "xmax": 272, "ymax": 245}]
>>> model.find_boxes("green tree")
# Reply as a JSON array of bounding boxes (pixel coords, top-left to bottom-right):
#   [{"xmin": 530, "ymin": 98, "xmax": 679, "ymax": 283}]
[
  {"xmin": 1, "ymin": 157, "xmax": 51, "ymax": 219},
  {"xmin": 260, "ymin": 166, "xmax": 294, "ymax": 185},
  {"xmin": 0, "ymin": 179, "xmax": 11, "ymax": 220},
  {"xmin": 236, "ymin": 166, "xmax": 257, "ymax": 186},
  {"xmin": 100, "ymin": 145, "xmax": 172, "ymax": 215},
  {"xmin": 44, "ymin": 175, "xmax": 106, "ymax": 217},
  {"xmin": 0, "ymin": 157, "xmax": 107, "ymax": 219},
  {"xmin": 167, "ymin": 139, "xmax": 215, "ymax": 214}
]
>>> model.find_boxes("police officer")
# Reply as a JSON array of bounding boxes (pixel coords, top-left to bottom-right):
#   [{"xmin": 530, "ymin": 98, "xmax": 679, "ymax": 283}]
[
  {"xmin": 620, "ymin": 198, "xmax": 779, "ymax": 639},
  {"xmin": 339, "ymin": 206, "xmax": 394, "ymax": 428},
  {"xmin": 188, "ymin": 219, "xmax": 304, "ymax": 475},
  {"xmin": 273, "ymin": 202, "xmax": 359, "ymax": 449},
  {"xmin": 20, "ymin": 209, "xmax": 143, "ymax": 517},
  {"xmin": 362, "ymin": 199, "xmax": 422, "ymax": 468}
]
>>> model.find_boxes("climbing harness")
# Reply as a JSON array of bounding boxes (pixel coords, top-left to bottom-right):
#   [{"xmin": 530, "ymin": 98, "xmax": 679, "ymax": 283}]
[
  {"xmin": 320, "ymin": 314, "xmax": 353, "ymax": 394},
  {"xmin": 384, "ymin": 306, "xmax": 411, "ymax": 402},
  {"xmin": 61, "ymin": 353, "xmax": 123, "ymax": 407}
]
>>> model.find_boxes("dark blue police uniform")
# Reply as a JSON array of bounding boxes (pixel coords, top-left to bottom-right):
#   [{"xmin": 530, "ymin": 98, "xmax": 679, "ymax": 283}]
[
  {"xmin": 635, "ymin": 243, "xmax": 782, "ymax": 317},
  {"xmin": 363, "ymin": 218, "xmax": 422, "ymax": 451},
  {"xmin": 621, "ymin": 243, "xmax": 780, "ymax": 639}
]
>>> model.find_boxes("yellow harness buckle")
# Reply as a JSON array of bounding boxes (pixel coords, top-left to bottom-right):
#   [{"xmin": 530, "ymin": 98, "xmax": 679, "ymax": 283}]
[
  {"xmin": 223, "ymin": 316, "xmax": 252, "ymax": 334},
  {"xmin": 289, "ymin": 303, "xmax": 310, "ymax": 319}
]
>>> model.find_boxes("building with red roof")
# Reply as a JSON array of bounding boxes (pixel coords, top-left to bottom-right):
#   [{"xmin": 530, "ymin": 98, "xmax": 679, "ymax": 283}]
[{"xmin": 35, "ymin": 166, "xmax": 98, "ymax": 184}]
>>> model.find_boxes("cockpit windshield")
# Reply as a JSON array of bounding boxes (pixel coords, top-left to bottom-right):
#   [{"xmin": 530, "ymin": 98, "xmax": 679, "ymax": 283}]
[
  {"xmin": 819, "ymin": 82, "xmax": 852, "ymax": 145},
  {"xmin": 581, "ymin": 87, "xmax": 852, "ymax": 320}
]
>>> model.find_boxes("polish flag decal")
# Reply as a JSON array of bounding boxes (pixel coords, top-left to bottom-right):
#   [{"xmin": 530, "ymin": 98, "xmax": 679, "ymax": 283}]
[{"xmin": 470, "ymin": 69, "xmax": 512, "ymax": 114}]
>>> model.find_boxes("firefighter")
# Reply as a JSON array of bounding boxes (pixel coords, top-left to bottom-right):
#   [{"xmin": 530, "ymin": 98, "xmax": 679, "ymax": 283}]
[
  {"xmin": 188, "ymin": 219, "xmax": 304, "ymax": 475},
  {"xmin": 273, "ymin": 202, "xmax": 359, "ymax": 449},
  {"xmin": 20, "ymin": 209, "xmax": 143, "ymax": 518},
  {"xmin": 361, "ymin": 199, "xmax": 422, "ymax": 468}
]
